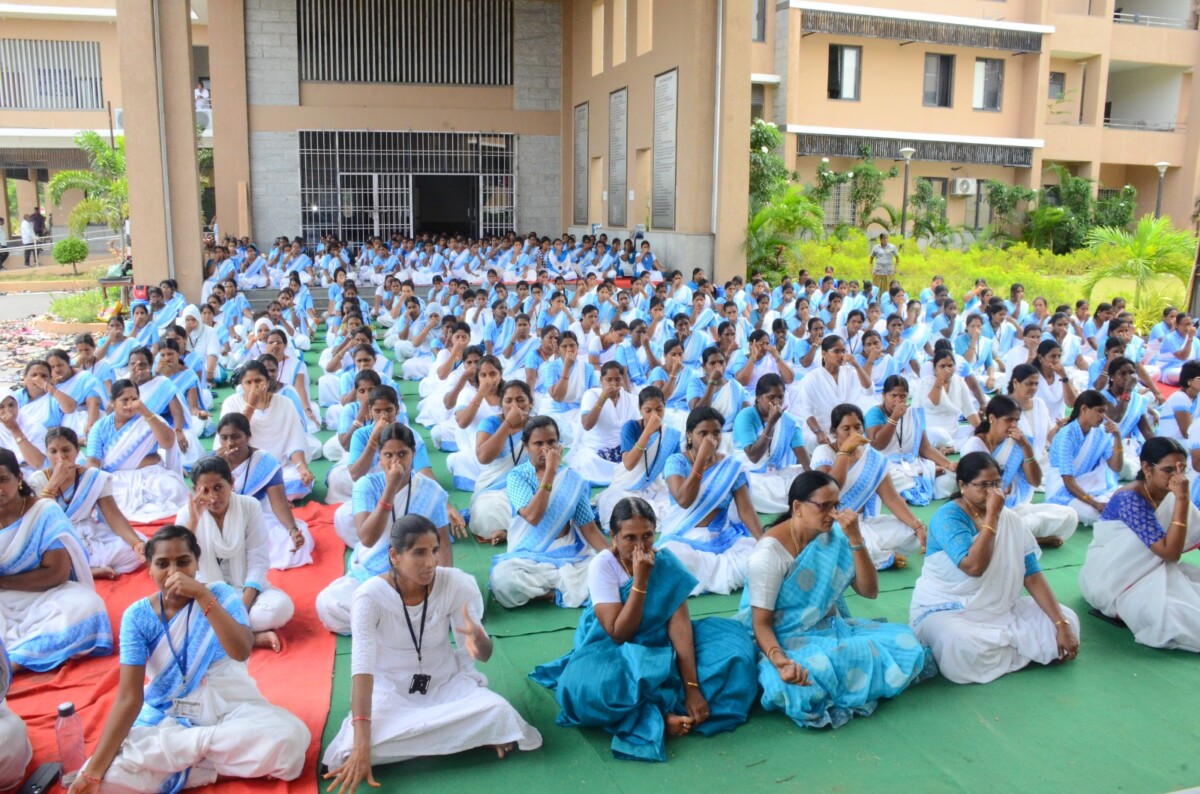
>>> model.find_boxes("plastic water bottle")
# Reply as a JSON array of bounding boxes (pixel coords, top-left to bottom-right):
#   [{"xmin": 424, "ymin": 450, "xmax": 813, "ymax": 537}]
[{"xmin": 56, "ymin": 701, "xmax": 86, "ymax": 787}]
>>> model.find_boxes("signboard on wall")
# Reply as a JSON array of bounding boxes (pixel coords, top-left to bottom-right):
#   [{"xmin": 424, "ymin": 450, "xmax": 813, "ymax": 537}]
[
  {"xmin": 652, "ymin": 68, "xmax": 678, "ymax": 230},
  {"xmin": 573, "ymin": 103, "xmax": 589, "ymax": 226},
  {"xmin": 608, "ymin": 87, "xmax": 628, "ymax": 228}
]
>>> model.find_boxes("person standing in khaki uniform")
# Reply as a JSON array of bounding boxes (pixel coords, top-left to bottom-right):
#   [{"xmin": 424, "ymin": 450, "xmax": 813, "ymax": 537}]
[{"xmin": 869, "ymin": 232, "xmax": 899, "ymax": 294}]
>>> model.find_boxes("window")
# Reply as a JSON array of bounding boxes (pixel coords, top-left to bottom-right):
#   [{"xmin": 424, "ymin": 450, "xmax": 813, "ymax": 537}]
[
  {"xmin": 1048, "ymin": 71, "xmax": 1066, "ymax": 100},
  {"xmin": 827, "ymin": 45, "xmax": 861, "ymax": 101},
  {"xmin": 636, "ymin": 0, "xmax": 653, "ymax": 56},
  {"xmin": 973, "ymin": 58, "xmax": 1004, "ymax": 111},
  {"xmin": 613, "ymin": 0, "xmax": 626, "ymax": 65},
  {"xmin": 0, "ymin": 39, "xmax": 103, "ymax": 110},
  {"xmin": 753, "ymin": 0, "xmax": 767, "ymax": 42},
  {"xmin": 923, "ymin": 54, "xmax": 954, "ymax": 108},
  {"xmin": 751, "ymin": 83, "xmax": 765, "ymax": 123},
  {"xmin": 965, "ymin": 181, "xmax": 992, "ymax": 230},
  {"xmin": 822, "ymin": 183, "xmax": 856, "ymax": 227},
  {"xmin": 592, "ymin": 0, "xmax": 605, "ymax": 75}
]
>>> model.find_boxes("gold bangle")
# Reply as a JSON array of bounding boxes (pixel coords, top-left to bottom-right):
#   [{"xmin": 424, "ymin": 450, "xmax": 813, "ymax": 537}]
[
  {"xmin": 634, "ymin": 442, "xmax": 647, "ymax": 452},
  {"xmin": 979, "ymin": 524, "xmax": 996, "ymax": 534},
  {"xmin": 1054, "ymin": 619, "xmax": 1070, "ymax": 627},
  {"xmin": 685, "ymin": 680, "xmax": 700, "ymax": 688},
  {"xmin": 631, "ymin": 585, "xmax": 647, "ymax": 594},
  {"xmin": 886, "ymin": 418, "xmax": 899, "ymax": 426},
  {"xmin": 765, "ymin": 645, "xmax": 784, "ymax": 661},
  {"xmin": 1170, "ymin": 520, "xmax": 1187, "ymax": 528},
  {"xmin": 540, "ymin": 482, "xmax": 553, "ymax": 492}
]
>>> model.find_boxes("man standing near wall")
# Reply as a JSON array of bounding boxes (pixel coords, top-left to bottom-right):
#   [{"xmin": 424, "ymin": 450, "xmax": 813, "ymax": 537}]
[{"xmin": 869, "ymin": 232, "xmax": 899, "ymax": 294}]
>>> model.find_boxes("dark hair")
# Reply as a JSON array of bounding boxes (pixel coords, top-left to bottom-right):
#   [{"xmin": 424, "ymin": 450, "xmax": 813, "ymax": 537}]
[
  {"xmin": 638, "ymin": 385, "xmax": 665, "ymax": 408},
  {"xmin": 128, "ymin": 346, "xmax": 154, "ymax": 368},
  {"xmin": 44, "ymin": 426, "xmax": 80, "ymax": 449},
  {"xmin": 160, "ymin": 338, "xmax": 180, "ymax": 355},
  {"xmin": 829, "ymin": 403, "xmax": 863, "ymax": 432},
  {"xmin": 45, "ymin": 348, "xmax": 71, "ymax": 366},
  {"xmin": 389, "ymin": 513, "xmax": 439, "ymax": 554},
  {"xmin": 366, "ymin": 384, "xmax": 398, "ymax": 407},
  {"xmin": 976, "ymin": 395, "xmax": 1020, "ymax": 437},
  {"xmin": 1007, "ymin": 363, "xmax": 1039, "ymax": 393},
  {"xmin": 781, "ymin": 470, "xmax": 839, "ymax": 522},
  {"xmin": 953, "ymin": 451, "xmax": 1001, "ymax": 499},
  {"xmin": 1136, "ymin": 437, "xmax": 1187, "ymax": 482},
  {"xmin": 931, "ymin": 348, "xmax": 956, "ymax": 370},
  {"xmin": 685, "ymin": 406, "xmax": 724, "ymax": 436},
  {"xmin": 558, "ymin": 331, "xmax": 579, "ymax": 348},
  {"xmin": 21, "ymin": 359, "xmax": 48, "ymax": 378},
  {"xmin": 0, "ymin": 449, "xmax": 33, "ymax": 497},
  {"xmin": 501, "ymin": 379, "xmax": 533, "ymax": 403},
  {"xmin": 882, "ymin": 374, "xmax": 908, "ymax": 394},
  {"xmin": 216, "ymin": 412, "xmax": 251, "ymax": 436},
  {"xmin": 144, "ymin": 525, "xmax": 202, "ymax": 562},
  {"xmin": 75, "ymin": 333, "xmax": 96, "ymax": 348},
  {"xmin": 609, "ymin": 496, "xmax": 657, "ymax": 536},
  {"xmin": 110, "ymin": 378, "xmax": 138, "ymax": 402},
  {"xmin": 354, "ymin": 369, "xmax": 383, "ymax": 390},
  {"xmin": 379, "ymin": 422, "xmax": 416, "ymax": 450},
  {"xmin": 756, "ymin": 373, "xmax": 785, "ymax": 397},
  {"xmin": 1034, "ymin": 340, "xmax": 1061, "ymax": 370},
  {"xmin": 191, "ymin": 455, "xmax": 234, "ymax": 484},
  {"xmin": 600, "ymin": 360, "xmax": 625, "ymax": 379},
  {"xmin": 235, "ymin": 359, "xmax": 271, "ymax": 386},
  {"xmin": 749, "ymin": 329, "xmax": 770, "ymax": 345},
  {"xmin": 1068, "ymin": 389, "xmax": 1109, "ymax": 423},
  {"xmin": 1179, "ymin": 359, "xmax": 1200, "ymax": 386},
  {"xmin": 820, "ymin": 334, "xmax": 843, "ymax": 353},
  {"xmin": 522, "ymin": 414, "xmax": 560, "ymax": 444},
  {"xmin": 701, "ymin": 345, "xmax": 725, "ymax": 366},
  {"xmin": 267, "ymin": 328, "xmax": 289, "ymax": 345},
  {"xmin": 1106, "ymin": 355, "xmax": 1135, "ymax": 379}
]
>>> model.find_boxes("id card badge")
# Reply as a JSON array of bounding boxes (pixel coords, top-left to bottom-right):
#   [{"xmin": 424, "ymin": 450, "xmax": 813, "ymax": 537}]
[{"xmin": 170, "ymin": 698, "xmax": 202, "ymax": 720}]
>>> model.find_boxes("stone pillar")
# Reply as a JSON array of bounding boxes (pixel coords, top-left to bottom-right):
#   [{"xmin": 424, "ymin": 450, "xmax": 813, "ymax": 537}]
[
  {"xmin": 117, "ymin": 0, "xmax": 205, "ymax": 293},
  {"xmin": 210, "ymin": 0, "xmax": 253, "ymax": 239},
  {"xmin": 13, "ymin": 170, "xmax": 38, "ymax": 226},
  {"xmin": 713, "ymin": 0, "xmax": 751, "ymax": 283}
]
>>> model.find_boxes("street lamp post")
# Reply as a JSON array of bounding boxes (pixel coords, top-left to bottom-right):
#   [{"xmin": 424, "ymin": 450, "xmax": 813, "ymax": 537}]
[
  {"xmin": 899, "ymin": 147, "xmax": 916, "ymax": 237},
  {"xmin": 1155, "ymin": 161, "xmax": 1170, "ymax": 219}
]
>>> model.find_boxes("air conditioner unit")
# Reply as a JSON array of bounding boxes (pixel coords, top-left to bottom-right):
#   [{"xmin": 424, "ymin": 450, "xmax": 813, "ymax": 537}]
[
  {"xmin": 950, "ymin": 178, "xmax": 976, "ymax": 196},
  {"xmin": 113, "ymin": 108, "xmax": 125, "ymax": 130}
]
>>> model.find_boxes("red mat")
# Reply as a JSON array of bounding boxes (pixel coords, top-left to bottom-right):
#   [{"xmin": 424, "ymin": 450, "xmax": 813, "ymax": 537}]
[{"xmin": 9, "ymin": 503, "xmax": 344, "ymax": 793}]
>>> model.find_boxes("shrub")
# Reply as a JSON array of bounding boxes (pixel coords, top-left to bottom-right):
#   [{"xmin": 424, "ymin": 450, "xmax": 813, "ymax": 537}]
[
  {"xmin": 49, "ymin": 288, "xmax": 106, "ymax": 323},
  {"xmin": 52, "ymin": 236, "xmax": 90, "ymax": 276}
]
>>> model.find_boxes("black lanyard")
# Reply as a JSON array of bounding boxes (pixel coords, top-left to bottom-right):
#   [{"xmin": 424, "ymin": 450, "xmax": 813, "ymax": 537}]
[
  {"xmin": 158, "ymin": 594, "xmax": 193, "ymax": 683},
  {"xmin": 507, "ymin": 435, "xmax": 526, "ymax": 467},
  {"xmin": 389, "ymin": 475, "xmax": 414, "ymax": 523},
  {"xmin": 642, "ymin": 425, "xmax": 662, "ymax": 479},
  {"xmin": 393, "ymin": 570, "xmax": 430, "ymax": 664}
]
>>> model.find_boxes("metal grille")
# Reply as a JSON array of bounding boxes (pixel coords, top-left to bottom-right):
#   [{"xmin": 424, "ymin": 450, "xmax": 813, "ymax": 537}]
[
  {"xmin": 822, "ymin": 183, "xmax": 855, "ymax": 227},
  {"xmin": 800, "ymin": 10, "xmax": 1044, "ymax": 53},
  {"xmin": 0, "ymin": 38, "xmax": 103, "ymax": 110},
  {"xmin": 797, "ymin": 134, "xmax": 1033, "ymax": 168},
  {"xmin": 299, "ymin": 130, "xmax": 516, "ymax": 242},
  {"xmin": 298, "ymin": 0, "xmax": 513, "ymax": 85}
]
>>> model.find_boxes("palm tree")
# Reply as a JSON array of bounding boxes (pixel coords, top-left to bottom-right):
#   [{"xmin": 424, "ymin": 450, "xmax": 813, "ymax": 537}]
[
  {"xmin": 1083, "ymin": 215, "xmax": 1196, "ymax": 305},
  {"xmin": 47, "ymin": 131, "xmax": 128, "ymax": 255},
  {"xmin": 743, "ymin": 185, "xmax": 825, "ymax": 272}
]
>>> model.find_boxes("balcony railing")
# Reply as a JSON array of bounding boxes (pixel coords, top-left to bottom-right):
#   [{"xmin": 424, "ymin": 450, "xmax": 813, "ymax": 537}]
[
  {"xmin": 1104, "ymin": 117, "xmax": 1185, "ymax": 132},
  {"xmin": 1113, "ymin": 11, "xmax": 1191, "ymax": 29}
]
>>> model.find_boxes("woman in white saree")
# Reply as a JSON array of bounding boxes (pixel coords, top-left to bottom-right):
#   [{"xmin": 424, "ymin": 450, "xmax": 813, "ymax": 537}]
[
  {"xmin": 1045, "ymin": 389, "xmax": 1124, "ymax": 526},
  {"xmin": 470, "ymin": 380, "xmax": 534, "ymax": 542},
  {"xmin": 732, "ymin": 374, "xmax": 811, "ymax": 515},
  {"xmin": 0, "ymin": 639, "xmax": 31, "ymax": 790},
  {"xmin": 0, "ymin": 387, "xmax": 47, "ymax": 475},
  {"xmin": 0, "ymin": 449, "xmax": 112, "ymax": 673},
  {"xmin": 86, "ymin": 379, "xmax": 191, "ymax": 523},
  {"xmin": 865, "ymin": 375, "xmax": 957, "ymax": 505},
  {"xmin": 15, "ymin": 358, "xmax": 78, "ymax": 431},
  {"xmin": 914, "ymin": 348, "xmax": 980, "ymax": 453},
  {"xmin": 176, "ymin": 456, "xmax": 295, "ymax": 653},
  {"xmin": 68, "ymin": 526, "xmax": 308, "ymax": 794},
  {"xmin": 445, "ymin": 354, "xmax": 504, "ymax": 488},
  {"xmin": 46, "ymin": 348, "xmax": 104, "ymax": 440},
  {"xmin": 568, "ymin": 361, "xmax": 639, "ymax": 486},
  {"xmin": 1080, "ymin": 438, "xmax": 1200, "ymax": 652},
  {"xmin": 322, "ymin": 515, "xmax": 541, "ymax": 791},
  {"xmin": 910, "ymin": 451, "xmax": 1081, "ymax": 684},
  {"xmin": 538, "ymin": 332, "xmax": 598, "ymax": 447},
  {"xmin": 29, "ymin": 427, "xmax": 145, "ymax": 578},
  {"xmin": 685, "ymin": 345, "xmax": 748, "ymax": 456},
  {"xmin": 1008, "ymin": 363, "xmax": 1060, "ymax": 472},
  {"xmin": 793, "ymin": 335, "xmax": 872, "ymax": 449}
]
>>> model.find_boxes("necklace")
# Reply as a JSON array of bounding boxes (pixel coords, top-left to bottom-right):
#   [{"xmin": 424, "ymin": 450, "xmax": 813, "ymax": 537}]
[
  {"xmin": 1140, "ymin": 481, "xmax": 1161, "ymax": 509},
  {"xmin": 961, "ymin": 498, "xmax": 984, "ymax": 520},
  {"xmin": 788, "ymin": 521, "xmax": 803, "ymax": 557}
]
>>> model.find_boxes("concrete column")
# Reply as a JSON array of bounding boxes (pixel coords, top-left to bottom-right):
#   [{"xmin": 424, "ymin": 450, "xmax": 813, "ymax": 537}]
[
  {"xmin": 117, "ymin": 0, "xmax": 205, "ymax": 293},
  {"xmin": 13, "ymin": 170, "xmax": 38, "ymax": 225},
  {"xmin": 210, "ymin": 0, "xmax": 253, "ymax": 239},
  {"xmin": 713, "ymin": 0, "xmax": 751, "ymax": 283}
]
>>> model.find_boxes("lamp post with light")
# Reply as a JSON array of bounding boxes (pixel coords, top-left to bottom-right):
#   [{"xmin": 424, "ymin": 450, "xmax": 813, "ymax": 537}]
[
  {"xmin": 899, "ymin": 147, "xmax": 916, "ymax": 237},
  {"xmin": 1155, "ymin": 161, "xmax": 1169, "ymax": 219}
]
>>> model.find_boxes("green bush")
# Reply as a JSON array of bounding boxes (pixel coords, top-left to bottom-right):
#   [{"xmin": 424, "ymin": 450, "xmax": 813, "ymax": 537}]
[
  {"xmin": 49, "ymin": 288, "xmax": 106, "ymax": 323},
  {"xmin": 52, "ymin": 236, "xmax": 90, "ymax": 276}
]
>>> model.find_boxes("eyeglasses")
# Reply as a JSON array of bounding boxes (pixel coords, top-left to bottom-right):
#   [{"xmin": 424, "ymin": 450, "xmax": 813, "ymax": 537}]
[
  {"xmin": 804, "ymin": 499, "xmax": 842, "ymax": 513},
  {"xmin": 968, "ymin": 480, "xmax": 1003, "ymax": 490},
  {"xmin": 1151, "ymin": 463, "xmax": 1188, "ymax": 475}
]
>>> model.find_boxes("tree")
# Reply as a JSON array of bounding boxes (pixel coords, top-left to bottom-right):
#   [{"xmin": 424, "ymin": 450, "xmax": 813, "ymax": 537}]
[
  {"xmin": 983, "ymin": 180, "xmax": 1037, "ymax": 241},
  {"xmin": 813, "ymin": 145, "xmax": 897, "ymax": 229},
  {"xmin": 47, "ymin": 132, "xmax": 128, "ymax": 257},
  {"xmin": 743, "ymin": 185, "xmax": 825, "ymax": 273},
  {"xmin": 748, "ymin": 120, "xmax": 790, "ymax": 211},
  {"xmin": 1094, "ymin": 185, "xmax": 1137, "ymax": 230},
  {"xmin": 908, "ymin": 178, "xmax": 951, "ymax": 247},
  {"xmin": 51, "ymin": 236, "xmax": 90, "ymax": 276},
  {"xmin": 1083, "ymin": 215, "xmax": 1196, "ymax": 305}
]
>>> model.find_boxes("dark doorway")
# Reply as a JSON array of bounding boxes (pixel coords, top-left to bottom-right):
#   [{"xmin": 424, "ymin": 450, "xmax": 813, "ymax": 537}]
[{"xmin": 413, "ymin": 175, "xmax": 476, "ymax": 237}]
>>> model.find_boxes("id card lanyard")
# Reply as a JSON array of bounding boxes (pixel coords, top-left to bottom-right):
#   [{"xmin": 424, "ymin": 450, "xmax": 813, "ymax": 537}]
[{"xmin": 158, "ymin": 593, "xmax": 193, "ymax": 685}]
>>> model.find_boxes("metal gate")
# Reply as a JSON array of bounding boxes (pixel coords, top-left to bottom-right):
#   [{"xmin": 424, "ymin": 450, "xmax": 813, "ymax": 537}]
[{"xmin": 336, "ymin": 173, "xmax": 413, "ymax": 244}]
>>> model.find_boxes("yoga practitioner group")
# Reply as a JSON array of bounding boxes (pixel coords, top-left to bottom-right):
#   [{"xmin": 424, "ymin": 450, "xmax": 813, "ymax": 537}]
[{"xmin": 2, "ymin": 230, "xmax": 1198, "ymax": 792}]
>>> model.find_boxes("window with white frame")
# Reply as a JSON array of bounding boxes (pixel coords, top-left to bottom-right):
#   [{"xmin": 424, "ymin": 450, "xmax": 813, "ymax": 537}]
[
  {"xmin": 0, "ymin": 38, "xmax": 103, "ymax": 110},
  {"xmin": 965, "ymin": 180, "xmax": 992, "ymax": 230},
  {"xmin": 827, "ymin": 45, "xmax": 861, "ymax": 101},
  {"xmin": 972, "ymin": 58, "xmax": 1004, "ymax": 111},
  {"xmin": 753, "ymin": 0, "xmax": 766, "ymax": 41},
  {"xmin": 923, "ymin": 53, "xmax": 954, "ymax": 108}
]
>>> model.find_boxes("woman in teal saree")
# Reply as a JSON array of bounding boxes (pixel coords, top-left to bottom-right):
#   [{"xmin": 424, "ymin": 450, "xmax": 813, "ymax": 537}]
[{"xmin": 531, "ymin": 497, "xmax": 756, "ymax": 762}]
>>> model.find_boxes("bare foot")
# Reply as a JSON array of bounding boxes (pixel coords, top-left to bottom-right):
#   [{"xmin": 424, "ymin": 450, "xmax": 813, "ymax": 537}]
[
  {"xmin": 490, "ymin": 530, "xmax": 507, "ymax": 546},
  {"xmin": 1037, "ymin": 536, "xmax": 1064, "ymax": 548},
  {"xmin": 892, "ymin": 553, "xmax": 908, "ymax": 570},
  {"xmin": 254, "ymin": 631, "xmax": 283, "ymax": 653},
  {"xmin": 492, "ymin": 742, "xmax": 517, "ymax": 759},
  {"xmin": 90, "ymin": 566, "xmax": 117, "ymax": 580},
  {"xmin": 665, "ymin": 713, "xmax": 693, "ymax": 737}
]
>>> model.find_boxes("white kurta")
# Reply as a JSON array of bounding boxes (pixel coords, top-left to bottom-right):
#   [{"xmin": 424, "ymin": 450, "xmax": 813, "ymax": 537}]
[
  {"xmin": 792, "ymin": 366, "xmax": 867, "ymax": 448},
  {"xmin": 567, "ymin": 387, "xmax": 638, "ymax": 486},
  {"xmin": 322, "ymin": 571, "xmax": 542, "ymax": 766},
  {"xmin": 914, "ymin": 375, "xmax": 976, "ymax": 452}
]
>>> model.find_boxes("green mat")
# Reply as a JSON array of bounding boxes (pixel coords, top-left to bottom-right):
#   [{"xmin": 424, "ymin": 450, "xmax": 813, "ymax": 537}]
[{"xmin": 212, "ymin": 335, "xmax": 1199, "ymax": 793}]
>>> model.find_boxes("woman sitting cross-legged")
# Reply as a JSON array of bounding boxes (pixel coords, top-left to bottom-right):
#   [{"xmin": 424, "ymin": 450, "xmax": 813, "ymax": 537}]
[
  {"xmin": 530, "ymin": 497, "xmax": 756, "ymax": 761},
  {"xmin": 732, "ymin": 374, "xmax": 811, "ymax": 515},
  {"xmin": 489, "ymin": 416, "xmax": 609, "ymax": 608},
  {"xmin": 910, "ymin": 452, "xmax": 1081, "ymax": 684},
  {"xmin": 659, "ymin": 407, "xmax": 763, "ymax": 596},
  {"xmin": 469, "ymin": 379, "xmax": 535, "ymax": 543},
  {"xmin": 1045, "ymin": 389, "xmax": 1124, "ymax": 527},
  {"xmin": 318, "ymin": 423, "xmax": 453, "ymax": 636},
  {"xmin": 959, "ymin": 396, "xmax": 1078, "ymax": 548},
  {"xmin": 67, "ymin": 526, "xmax": 309, "ymax": 794},
  {"xmin": 1079, "ymin": 437, "xmax": 1200, "ymax": 652},
  {"xmin": 212, "ymin": 413, "xmax": 314, "ymax": 570},
  {"xmin": 865, "ymin": 375, "xmax": 957, "ymax": 506},
  {"xmin": 0, "ymin": 449, "xmax": 112, "ymax": 673},
  {"xmin": 322, "ymin": 515, "xmax": 542, "ymax": 789},
  {"xmin": 597, "ymin": 385, "xmax": 682, "ymax": 531},
  {"xmin": 739, "ymin": 471, "xmax": 933, "ymax": 729},
  {"xmin": 812, "ymin": 404, "xmax": 928, "ymax": 570},
  {"xmin": 567, "ymin": 361, "xmax": 639, "ymax": 486},
  {"xmin": 29, "ymin": 427, "xmax": 146, "ymax": 579},
  {"xmin": 176, "ymin": 456, "xmax": 295, "ymax": 653}
]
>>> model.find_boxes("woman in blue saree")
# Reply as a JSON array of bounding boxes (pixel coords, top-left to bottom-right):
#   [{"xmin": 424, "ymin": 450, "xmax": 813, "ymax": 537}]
[
  {"xmin": 46, "ymin": 347, "xmax": 105, "ymax": 440},
  {"xmin": 1102, "ymin": 356, "xmax": 1156, "ymax": 481},
  {"xmin": 531, "ymin": 497, "xmax": 756, "ymax": 762},
  {"xmin": 739, "ymin": 470, "xmax": 932, "ymax": 729},
  {"xmin": 95, "ymin": 314, "xmax": 136, "ymax": 378},
  {"xmin": 1046, "ymin": 389, "xmax": 1124, "ymax": 526},
  {"xmin": 597, "ymin": 385, "xmax": 683, "ymax": 530},
  {"xmin": 68, "ymin": 525, "xmax": 309, "ymax": 794}
]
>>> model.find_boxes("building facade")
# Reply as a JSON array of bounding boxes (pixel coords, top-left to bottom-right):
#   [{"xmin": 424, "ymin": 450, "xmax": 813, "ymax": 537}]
[{"xmin": 1, "ymin": 0, "xmax": 1198, "ymax": 294}]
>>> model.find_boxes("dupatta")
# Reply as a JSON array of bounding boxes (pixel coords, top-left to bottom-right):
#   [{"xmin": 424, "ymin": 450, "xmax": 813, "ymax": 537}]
[
  {"xmin": 657, "ymin": 457, "xmax": 750, "ymax": 554},
  {"xmin": 495, "ymin": 467, "xmax": 591, "ymax": 566}
]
